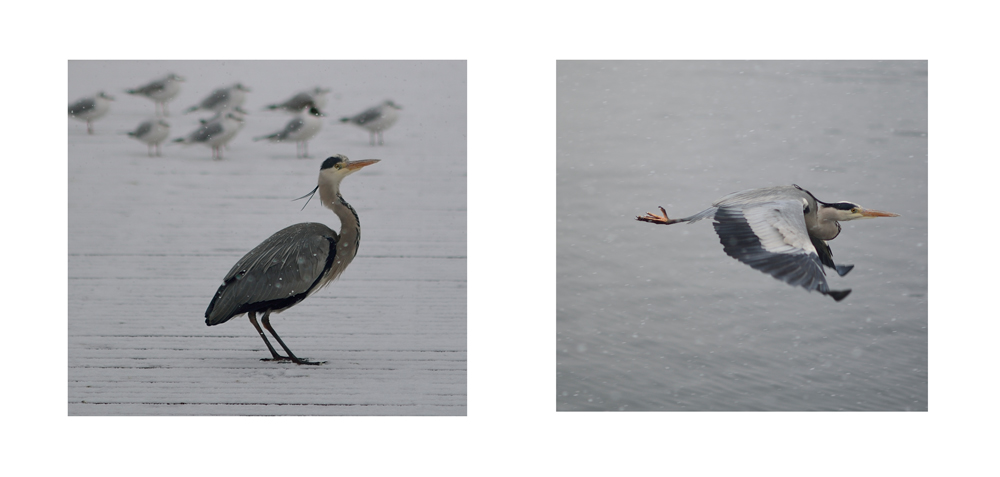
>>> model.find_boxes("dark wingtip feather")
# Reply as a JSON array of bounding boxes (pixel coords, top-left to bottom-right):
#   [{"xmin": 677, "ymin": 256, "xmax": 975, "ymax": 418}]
[
  {"xmin": 826, "ymin": 289, "xmax": 852, "ymax": 301},
  {"xmin": 835, "ymin": 264, "xmax": 854, "ymax": 277}
]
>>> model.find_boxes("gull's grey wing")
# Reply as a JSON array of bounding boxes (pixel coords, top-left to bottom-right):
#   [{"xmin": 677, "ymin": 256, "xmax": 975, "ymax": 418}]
[
  {"xmin": 190, "ymin": 121, "xmax": 224, "ymax": 142},
  {"xmin": 348, "ymin": 106, "xmax": 382, "ymax": 125},
  {"xmin": 130, "ymin": 120, "xmax": 153, "ymax": 138},
  {"xmin": 199, "ymin": 88, "xmax": 230, "ymax": 110},
  {"xmin": 69, "ymin": 98, "xmax": 95, "ymax": 115},
  {"xmin": 281, "ymin": 93, "xmax": 313, "ymax": 110},
  {"xmin": 133, "ymin": 79, "xmax": 167, "ymax": 95},
  {"xmin": 712, "ymin": 199, "xmax": 850, "ymax": 301},
  {"xmin": 205, "ymin": 223, "xmax": 339, "ymax": 325},
  {"xmin": 283, "ymin": 117, "xmax": 305, "ymax": 136}
]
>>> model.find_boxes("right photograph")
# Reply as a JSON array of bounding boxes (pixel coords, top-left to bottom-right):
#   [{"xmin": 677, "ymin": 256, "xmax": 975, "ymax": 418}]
[{"xmin": 556, "ymin": 60, "xmax": 927, "ymax": 411}]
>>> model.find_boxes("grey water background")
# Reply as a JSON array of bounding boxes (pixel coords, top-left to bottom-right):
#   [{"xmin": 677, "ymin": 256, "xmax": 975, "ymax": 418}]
[{"xmin": 557, "ymin": 61, "xmax": 927, "ymax": 411}]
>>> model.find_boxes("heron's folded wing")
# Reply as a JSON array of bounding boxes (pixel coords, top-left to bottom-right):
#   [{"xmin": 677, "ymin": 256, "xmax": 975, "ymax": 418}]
[
  {"xmin": 206, "ymin": 223, "xmax": 336, "ymax": 324},
  {"xmin": 712, "ymin": 201, "xmax": 831, "ymax": 294}
]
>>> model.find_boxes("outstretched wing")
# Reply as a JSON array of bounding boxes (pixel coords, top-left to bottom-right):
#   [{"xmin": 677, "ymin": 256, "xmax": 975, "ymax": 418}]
[{"xmin": 712, "ymin": 200, "xmax": 850, "ymax": 301}]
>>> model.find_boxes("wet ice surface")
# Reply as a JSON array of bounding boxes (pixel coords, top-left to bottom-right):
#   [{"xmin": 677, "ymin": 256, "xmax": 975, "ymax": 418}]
[
  {"xmin": 68, "ymin": 61, "xmax": 466, "ymax": 415},
  {"xmin": 557, "ymin": 61, "xmax": 927, "ymax": 411}
]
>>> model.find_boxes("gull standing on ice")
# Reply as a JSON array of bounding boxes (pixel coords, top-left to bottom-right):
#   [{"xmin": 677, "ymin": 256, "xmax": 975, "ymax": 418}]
[
  {"xmin": 254, "ymin": 106, "xmax": 324, "ymax": 158},
  {"xmin": 264, "ymin": 87, "xmax": 330, "ymax": 113},
  {"xmin": 184, "ymin": 83, "xmax": 250, "ymax": 114},
  {"xmin": 127, "ymin": 118, "xmax": 171, "ymax": 156},
  {"xmin": 340, "ymin": 100, "xmax": 401, "ymax": 146},
  {"xmin": 125, "ymin": 73, "xmax": 184, "ymax": 116},
  {"xmin": 68, "ymin": 92, "xmax": 114, "ymax": 134},
  {"xmin": 173, "ymin": 110, "xmax": 245, "ymax": 159}
]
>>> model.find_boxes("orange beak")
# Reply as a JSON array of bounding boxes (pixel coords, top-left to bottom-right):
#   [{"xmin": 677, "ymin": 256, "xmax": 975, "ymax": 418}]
[
  {"xmin": 345, "ymin": 159, "xmax": 380, "ymax": 171},
  {"xmin": 859, "ymin": 208, "xmax": 900, "ymax": 218}
]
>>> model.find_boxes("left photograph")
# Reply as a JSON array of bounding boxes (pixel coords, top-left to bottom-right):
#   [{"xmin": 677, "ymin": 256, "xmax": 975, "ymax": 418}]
[{"xmin": 68, "ymin": 60, "xmax": 467, "ymax": 416}]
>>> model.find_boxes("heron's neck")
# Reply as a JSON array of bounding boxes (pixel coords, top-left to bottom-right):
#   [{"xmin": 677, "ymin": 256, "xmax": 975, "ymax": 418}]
[
  {"xmin": 811, "ymin": 206, "xmax": 843, "ymax": 241},
  {"xmin": 319, "ymin": 180, "xmax": 361, "ymax": 258}
]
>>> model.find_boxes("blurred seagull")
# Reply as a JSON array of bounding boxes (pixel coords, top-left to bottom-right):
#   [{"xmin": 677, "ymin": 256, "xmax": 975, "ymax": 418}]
[
  {"xmin": 340, "ymin": 100, "xmax": 401, "ymax": 145},
  {"xmin": 254, "ymin": 106, "xmax": 325, "ymax": 158},
  {"xmin": 264, "ymin": 87, "xmax": 330, "ymax": 113},
  {"xmin": 127, "ymin": 118, "xmax": 171, "ymax": 156},
  {"xmin": 174, "ymin": 111, "xmax": 245, "ymax": 159},
  {"xmin": 184, "ymin": 83, "xmax": 250, "ymax": 114},
  {"xmin": 125, "ymin": 73, "xmax": 184, "ymax": 116},
  {"xmin": 68, "ymin": 91, "xmax": 114, "ymax": 134}
]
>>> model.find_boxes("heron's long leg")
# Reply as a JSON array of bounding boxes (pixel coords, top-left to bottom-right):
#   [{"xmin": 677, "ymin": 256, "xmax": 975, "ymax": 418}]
[
  {"xmin": 261, "ymin": 311, "xmax": 324, "ymax": 365},
  {"xmin": 247, "ymin": 311, "xmax": 285, "ymax": 360}
]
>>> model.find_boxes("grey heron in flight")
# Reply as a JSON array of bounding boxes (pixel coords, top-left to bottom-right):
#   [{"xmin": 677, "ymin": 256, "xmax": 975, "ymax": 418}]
[
  {"xmin": 636, "ymin": 184, "xmax": 899, "ymax": 301},
  {"xmin": 205, "ymin": 155, "xmax": 379, "ymax": 365}
]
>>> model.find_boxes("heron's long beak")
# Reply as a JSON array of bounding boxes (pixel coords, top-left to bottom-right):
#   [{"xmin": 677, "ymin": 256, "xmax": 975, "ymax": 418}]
[
  {"xmin": 859, "ymin": 208, "xmax": 900, "ymax": 218},
  {"xmin": 345, "ymin": 159, "xmax": 380, "ymax": 171}
]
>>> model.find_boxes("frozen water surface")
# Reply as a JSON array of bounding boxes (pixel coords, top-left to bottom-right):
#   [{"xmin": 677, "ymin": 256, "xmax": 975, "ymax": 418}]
[
  {"xmin": 68, "ymin": 60, "xmax": 466, "ymax": 415},
  {"xmin": 557, "ymin": 61, "xmax": 927, "ymax": 411}
]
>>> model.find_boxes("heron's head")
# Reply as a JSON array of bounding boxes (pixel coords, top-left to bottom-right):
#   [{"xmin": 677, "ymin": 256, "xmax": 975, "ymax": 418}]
[
  {"xmin": 295, "ymin": 155, "xmax": 380, "ymax": 210},
  {"xmin": 818, "ymin": 201, "xmax": 900, "ymax": 222},
  {"xmin": 320, "ymin": 155, "xmax": 380, "ymax": 179}
]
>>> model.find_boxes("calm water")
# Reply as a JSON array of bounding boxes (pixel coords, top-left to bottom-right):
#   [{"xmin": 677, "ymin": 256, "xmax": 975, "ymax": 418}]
[{"xmin": 556, "ymin": 61, "xmax": 927, "ymax": 411}]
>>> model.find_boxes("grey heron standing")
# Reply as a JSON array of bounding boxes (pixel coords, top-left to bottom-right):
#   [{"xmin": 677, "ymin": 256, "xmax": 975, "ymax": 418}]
[
  {"xmin": 205, "ymin": 155, "xmax": 379, "ymax": 365},
  {"xmin": 636, "ymin": 184, "xmax": 899, "ymax": 301},
  {"xmin": 340, "ymin": 100, "xmax": 401, "ymax": 145}
]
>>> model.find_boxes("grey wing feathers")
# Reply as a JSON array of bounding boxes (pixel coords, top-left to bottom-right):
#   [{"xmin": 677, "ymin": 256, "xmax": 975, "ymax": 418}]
[
  {"xmin": 131, "ymin": 121, "xmax": 152, "ymax": 138},
  {"xmin": 348, "ymin": 107, "xmax": 381, "ymax": 124},
  {"xmin": 712, "ymin": 201, "xmax": 848, "ymax": 300},
  {"xmin": 191, "ymin": 122, "xmax": 223, "ymax": 142},
  {"xmin": 206, "ymin": 223, "xmax": 338, "ymax": 324},
  {"xmin": 283, "ymin": 117, "xmax": 305, "ymax": 135},
  {"xmin": 69, "ymin": 98, "xmax": 95, "ymax": 115},
  {"xmin": 132, "ymin": 80, "xmax": 165, "ymax": 95}
]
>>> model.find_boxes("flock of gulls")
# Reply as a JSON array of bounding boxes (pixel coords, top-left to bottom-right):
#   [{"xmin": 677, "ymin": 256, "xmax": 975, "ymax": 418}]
[{"xmin": 68, "ymin": 73, "xmax": 402, "ymax": 159}]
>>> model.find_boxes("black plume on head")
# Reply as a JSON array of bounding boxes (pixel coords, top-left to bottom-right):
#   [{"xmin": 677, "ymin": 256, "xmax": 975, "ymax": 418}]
[{"xmin": 321, "ymin": 155, "xmax": 346, "ymax": 170}]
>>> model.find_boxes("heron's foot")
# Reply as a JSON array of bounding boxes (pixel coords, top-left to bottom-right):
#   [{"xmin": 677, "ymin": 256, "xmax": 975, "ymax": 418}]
[
  {"xmin": 636, "ymin": 206, "xmax": 673, "ymax": 225},
  {"xmin": 261, "ymin": 356, "xmax": 325, "ymax": 365},
  {"xmin": 293, "ymin": 359, "xmax": 326, "ymax": 366}
]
